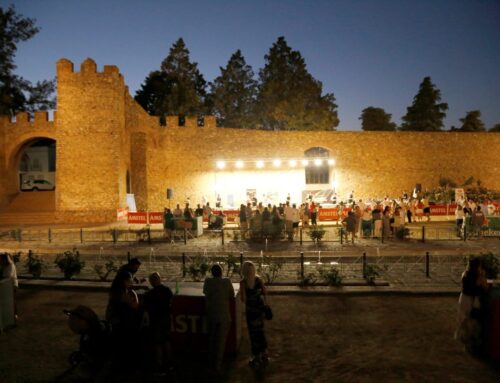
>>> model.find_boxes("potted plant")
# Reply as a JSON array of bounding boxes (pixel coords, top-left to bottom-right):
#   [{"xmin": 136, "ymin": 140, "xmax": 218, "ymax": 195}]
[
  {"xmin": 94, "ymin": 259, "xmax": 118, "ymax": 281},
  {"xmin": 319, "ymin": 266, "xmax": 343, "ymax": 286},
  {"xmin": 185, "ymin": 254, "xmax": 211, "ymax": 281},
  {"xmin": 297, "ymin": 271, "xmax": 317, "ymax": 287},
  {"xmin": 307, "ymin": 225, "xmax": 326, "ymax": 243},
  {"xmin": 55, "ymin": 249, "xmax": 85, "ymax": 279},
  {"xmin": 364, "ymin": 264, "xmax": 379, "ymax": 285},
  {"xmin": 24, "ymin": 251, "xmax": 46, "ymax": 278}
]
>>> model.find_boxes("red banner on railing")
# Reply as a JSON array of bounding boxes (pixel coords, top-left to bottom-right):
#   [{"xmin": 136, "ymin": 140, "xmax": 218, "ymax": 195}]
[
  {"xmin": 117, "ymin": 207, "xmax": 128, "ymax": 221},
  {"xmin": 148, "ymin": 212, "xmax": 164, "ymax": 224},
  {"xmin": 128, "ymin": 212, "xmax": 148, "ymax": 224}
]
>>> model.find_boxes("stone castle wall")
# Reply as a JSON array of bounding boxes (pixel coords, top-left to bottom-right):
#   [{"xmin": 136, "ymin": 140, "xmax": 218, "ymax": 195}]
[{"xmin": 0, "ymin": 58, "xmax": 499, "ymax": 223}]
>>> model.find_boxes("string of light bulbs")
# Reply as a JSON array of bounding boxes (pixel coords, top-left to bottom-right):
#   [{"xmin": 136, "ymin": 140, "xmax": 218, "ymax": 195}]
[{"xmin": 215, "ymin": 158, "xmax": 335, "ymax": 169}]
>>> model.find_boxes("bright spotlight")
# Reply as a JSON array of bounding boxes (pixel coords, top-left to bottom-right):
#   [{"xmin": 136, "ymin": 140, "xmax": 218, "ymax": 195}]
[
  {"xmin": 333, "ymin": 180, "xmax": 338, "ymax": 189},
  {"xmin": 256, "ymin": 160, "xmax": 264, "ymax": 169},
  {"xmin": 289, "ymin": 159, "xmax": 297, "ymax": 167},
  {"xmin": 273, "ymin": 159, "xmax": 281, "ymax": 167},
  {"xmin": 235, "ymin": 160, "xmax": 244, "ymax": 169},
  {"xmin": 328, "ymin": 159, "xmax": 335, "ymax": 165},
  {"xmin": 314, "ymin": 159, "xmax": 322, "ymax": 166},
  {"xmin": 301, "ymin": 159, "xmax": 309, "ymax": 166},
  {"xmin": 216, "ymin": 161, "xmax": 225, "ymax": 169}
]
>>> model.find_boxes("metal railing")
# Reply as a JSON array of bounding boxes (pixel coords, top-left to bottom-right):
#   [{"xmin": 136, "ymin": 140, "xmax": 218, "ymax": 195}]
[
  {"xmin": 13, "ymin": 249, "xmax": 479, "ymax": 286},
  {"xmin": 1, "ymin": 222, "xmax": 498, "ymax": 246}
]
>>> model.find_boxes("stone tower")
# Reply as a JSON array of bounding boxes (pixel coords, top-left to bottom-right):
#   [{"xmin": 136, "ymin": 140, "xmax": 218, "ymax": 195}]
[{"xmin": 55, "ymin": 58, "xmax": 129, "ymax": 222}]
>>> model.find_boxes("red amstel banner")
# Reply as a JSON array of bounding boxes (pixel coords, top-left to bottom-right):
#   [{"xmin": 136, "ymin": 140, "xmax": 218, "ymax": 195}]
[
  {"xmin": 127, "ymin": 212, "xmax": 148, "ymax": 224},
  {"xmin": 148, "ymin": 212, "xmax": 164, "ymax": 224}
]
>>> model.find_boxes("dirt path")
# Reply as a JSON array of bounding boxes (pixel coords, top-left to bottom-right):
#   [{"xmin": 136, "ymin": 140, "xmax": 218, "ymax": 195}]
[{"xmin": 0, "ymin": 289, "xmax": 498, "ymax": 382}]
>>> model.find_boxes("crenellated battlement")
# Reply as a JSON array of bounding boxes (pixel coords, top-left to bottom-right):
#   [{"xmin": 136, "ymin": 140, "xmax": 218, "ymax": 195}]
[
  {"xmin": 3, "ymin": 111, "xmax": 55, "ymax": 126},
  {"xmin": 163, "ymin": 115, "xmax": 216, "ymax": 129},
  {"xmin": 56, "ymin": 58, "xmax": 123, "ymax": 80}
]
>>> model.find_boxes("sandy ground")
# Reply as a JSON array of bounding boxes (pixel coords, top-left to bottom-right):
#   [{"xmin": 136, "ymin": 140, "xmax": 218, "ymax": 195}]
[{"xmin": 0, "ymin": 289, "xmax": 499, "ymax": 383}]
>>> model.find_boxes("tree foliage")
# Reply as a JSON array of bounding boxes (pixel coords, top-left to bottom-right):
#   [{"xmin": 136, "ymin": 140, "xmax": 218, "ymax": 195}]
[
  {"xmin": 135, "ymin": 38, "xmax": 207, "ymax": 118},
  {"xmin": 211, "ymin": 50, "xmax": 257, "ymax": 128},
  {"xmin": 256, "ymin": 36, "xmax": 339, "ymax": 131},
  {"xmin": 359, "ymin": 107, "xmax": 396, "ymax": 131},
  {"xmin": 0, "ymin": 5, "xmax": 55, "ymax": 116},
  {"xmin": 489, "ymin": 123, "xmax": 500, "ymax": 133},
  {"xmin": 400, "ymin": 77, "xmax": 448, "ymax": 131},
  {"xmin": 457, "ymin": 110, "xmax": 485, "ymax": 132}
]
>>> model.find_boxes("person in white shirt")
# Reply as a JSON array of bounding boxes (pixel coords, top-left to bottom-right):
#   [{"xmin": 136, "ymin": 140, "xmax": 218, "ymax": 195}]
[{"xmin": 0, "ymin": 253, "xmax": 18, "ymax": 319}]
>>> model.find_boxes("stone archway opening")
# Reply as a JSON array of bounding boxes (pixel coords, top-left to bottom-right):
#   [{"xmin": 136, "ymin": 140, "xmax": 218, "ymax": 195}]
[
  {"xmin": 0, "ymin": 137, "xmax": 57, "ymax": 216},
  {"xmin": 18, "ymin": 138, "xmax": 56, "ymax": 192}
]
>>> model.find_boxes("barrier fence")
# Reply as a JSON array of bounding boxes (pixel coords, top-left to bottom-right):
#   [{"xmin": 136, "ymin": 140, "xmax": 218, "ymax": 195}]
[
  {"xmin": 1, "ymin": 222, "xmax": 498, "ymax": 245},
  {"xmin": 13, "ymin": 249, "xmax": 476, "ymax": 286}
]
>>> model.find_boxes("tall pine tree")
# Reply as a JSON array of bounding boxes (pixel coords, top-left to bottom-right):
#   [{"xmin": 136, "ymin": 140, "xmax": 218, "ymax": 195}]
[
  {"xmin": 0, "ymin": 5, "xmax": 55, "ymax": 116},
  {"xmin": 359, "ymin": 107, "xmax": 396, "ymax": 131},
  {"xmin": 256, "ymin": 37, "xmax": 338, "ymax": 131},
  {"xmin": 135, "ymin": 38, "xmax": 207, "ymax": 118},
  {"xmin": 210, "ymin": 50, "xmax": 257, "ymax": 128},
  {"xmin": 400, "ymin": 77, "xmax": 448, "ymax": 131},
  {"xmin": 458, "ymin": 110, "xmax": 485, "ymax": 132}
]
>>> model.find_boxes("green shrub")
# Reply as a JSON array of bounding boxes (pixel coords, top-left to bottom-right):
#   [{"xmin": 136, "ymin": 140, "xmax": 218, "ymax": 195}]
[
  {"xmin": 297, "ymin": 272, "xmax": 317, "ymax": 287},
  {"xmin": 24, "ymin": 251, "xmax": 46, "ymax": 278},
  {"xmin": 185, "ymin": 254, "xmax": 211, "ymax": 281},
  {"xmin": 258, "ymin": 256, "xmax": 283, "ymax": 284},
  {"xmin": 364, "ymin": 264, "xmax": 379, "ymax": 285},
  {"xmin": 224, "ymin": 253, "xmax": 240, "ymax": 277},
  {"xmin": 55, "ymin": 249, "xmax": 85, "ymax": 279},
  {"xmin": 94, "ymin": 259, "xmax": 118, "ymax": 281},
  {"xmin": 319, "ymin": 267, "xmax": 343, "ymax": 286},
  {"xmin": 307, "ymin": 226, "xmax": 326, "ymax": 243}
]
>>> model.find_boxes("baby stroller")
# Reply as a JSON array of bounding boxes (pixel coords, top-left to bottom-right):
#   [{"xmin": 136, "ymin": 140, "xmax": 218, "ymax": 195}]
[{"xmin": 64, "ymin": 305, "xmax": 112, "ymax": 371}]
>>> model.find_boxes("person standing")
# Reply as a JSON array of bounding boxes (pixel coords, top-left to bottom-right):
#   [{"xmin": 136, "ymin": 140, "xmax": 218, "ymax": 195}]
[
  {"xmin": 0, "ymin": 253, "xmax": 18, "ymax": 319},
  {"xmin": 471, "ymin": 206, "xmax": 485, "ymax": 238},
  {"xmin": 455, "ymin": 204, "xmax": 465, "ymax": 237},
  {"xmin": 240, "ymin": 261, "xmax": 269, "ymax": 367},
  {"xmin": 454, "ymin": 258, "xmax": 488, "ymax": 353},
  {"xmin": 310, "ymin": 201, "xmax": 317, "ymax": 225},
  {"xmin": 105, "ymin": 272, "xmax": 141, "ymax": 369},
  {"xmin": 239, "ymin": 204, "xmax": 248, "ymax": 239},
  {"xmin": 342, "ymin": 211, "xmax": 357, "ymax": 244},
  {"xmin": 203, "ymin": 264, "xmax": 235, "ymax": 375},
  {"xmin": 144, "ymin": 272, "xmax": 173, "ymax": 374}
]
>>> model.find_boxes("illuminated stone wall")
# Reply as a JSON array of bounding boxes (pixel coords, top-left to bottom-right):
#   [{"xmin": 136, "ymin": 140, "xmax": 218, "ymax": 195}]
[
  {"xmin": 145, "ymin": 126, "xmax": 500, "ymax": 210},
  {"xmin": 0, "ymin": 58, "xmax": 499, "ymax": 223}
]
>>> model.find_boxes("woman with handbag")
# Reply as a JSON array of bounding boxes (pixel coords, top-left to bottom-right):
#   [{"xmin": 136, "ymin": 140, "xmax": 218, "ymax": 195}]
[
  {"xmin": 454, "ymin": 258, "xmax": 488, "ymax": 353},
  {"xmin": 240, "ymin": 261, "xmax": 269, "ymax": 367}
]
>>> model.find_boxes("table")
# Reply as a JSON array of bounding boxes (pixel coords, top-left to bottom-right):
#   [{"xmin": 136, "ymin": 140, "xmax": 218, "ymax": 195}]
[
  {"xmin": 0, "ymin": 278, "xmax": 15, "ymax": 332},
  {"xmin": 164, "ymin": 281, "xmax": 242, "ymax": 354}
]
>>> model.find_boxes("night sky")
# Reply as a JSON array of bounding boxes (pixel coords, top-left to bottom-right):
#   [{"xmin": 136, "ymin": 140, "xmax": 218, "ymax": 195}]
[{"xmin": 7, "ymin": 0, "xmax": 500, "ymax": 130}]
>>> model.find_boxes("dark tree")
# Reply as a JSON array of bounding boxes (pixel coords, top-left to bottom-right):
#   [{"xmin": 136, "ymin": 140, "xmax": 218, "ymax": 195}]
[
  {"xmin": 458, "ymin": 110, "xmax": 485, "ymax": 132},
  {"xmin": 256, "ymin": 36, "xmax": 339, "ymax": 131},
  {"xmin": 0, "ymin": 5, "xmax": 55, "ymax": 116},
  {"xmin": 359, "ymin": 107, "xmax": 396, "ymax": 131},
  {"xmin": 135, "ymin": 38, "xmax": 207, "ymax": 117},
  {"xmin": 210, "ymin": 50, "xmax": 257, "ymax": 128},
  {"xmin": 489, "ymin": 123, "xmax": 500, "ymax": 133},
  {"xmin": 400, "ymin": 77, "xmax": 448, "ymax": 131}
]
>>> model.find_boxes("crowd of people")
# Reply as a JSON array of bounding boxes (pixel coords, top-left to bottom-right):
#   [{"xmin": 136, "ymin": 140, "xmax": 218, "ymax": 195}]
[
  {"xmin": 63, "ymin": 257, "xmax": 269, "ymax": 378},
  {"xmin": 160, "ymin": 190, "xmax": 497, "ymax": 243}
]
